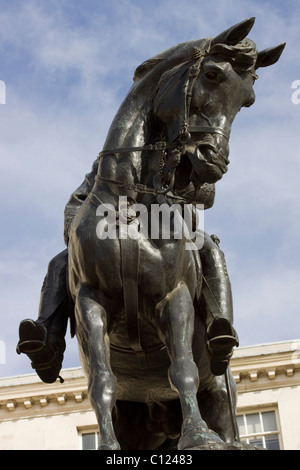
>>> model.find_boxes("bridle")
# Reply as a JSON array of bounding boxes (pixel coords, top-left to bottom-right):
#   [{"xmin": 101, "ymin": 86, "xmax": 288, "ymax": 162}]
[
  {"xmin": 96, "ymin": 42, "xmax": 230, "ymax": 197},
  {"xmin": 178, "ymin": 43, "xmax": 230, "ymax": 147}
]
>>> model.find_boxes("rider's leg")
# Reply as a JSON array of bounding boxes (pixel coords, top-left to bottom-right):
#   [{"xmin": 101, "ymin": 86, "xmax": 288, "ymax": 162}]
[
  {"xmin": 17, "ymin": 249, "xmax": 70, "ymax": 383},
  {"xmin": 200, "ymin": 233, "xmax": 239, "ymax": 375}
]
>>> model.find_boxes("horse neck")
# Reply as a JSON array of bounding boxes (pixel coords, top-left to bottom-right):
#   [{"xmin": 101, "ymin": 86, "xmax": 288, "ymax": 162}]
[{"xmin": 95, "ymin": 87, "xmax": 156, "ymax": 200}]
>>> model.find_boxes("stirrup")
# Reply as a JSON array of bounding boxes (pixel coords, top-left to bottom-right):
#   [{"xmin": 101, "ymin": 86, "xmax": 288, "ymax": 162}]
[
  {"xmin": 17, "ymin": 319, "xmax": 47, "ymax": 355},
  {"xmin": 207, "ymin": 317, "xmax": 239, "ymax": 376}
]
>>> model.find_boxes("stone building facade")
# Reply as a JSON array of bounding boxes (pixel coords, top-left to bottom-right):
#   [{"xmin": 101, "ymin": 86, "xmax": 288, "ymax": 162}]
[{"xmin": 0, "ymin": 340, "xmax": 299, "ymax": 450}]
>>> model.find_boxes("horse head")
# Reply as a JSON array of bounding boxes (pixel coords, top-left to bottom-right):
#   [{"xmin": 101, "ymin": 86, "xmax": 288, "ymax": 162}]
[
  {"xmin": 150, "ymin": 18, "xmax": 285, "ymax": 193},
  {"xmin": 98, "ymin": 18, "xmax": 285, "ymax": 204}
]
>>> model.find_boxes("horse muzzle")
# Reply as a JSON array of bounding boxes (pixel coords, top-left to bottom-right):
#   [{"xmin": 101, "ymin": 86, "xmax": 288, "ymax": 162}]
[{"xmin": 188, "ymin": 143, "xmax": 229, "ymax": 184}]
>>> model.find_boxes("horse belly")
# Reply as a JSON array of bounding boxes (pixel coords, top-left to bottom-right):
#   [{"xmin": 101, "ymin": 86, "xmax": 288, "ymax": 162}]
[
  {"xmin": 108, "ymin": 240, "xmax": 203, "ymax": 403},
  {"xmin": 110, "ymin": 344, "xmax": 177, "ymax": 403},
  {"xmin": 110, "ymin": 332, "xmax": 213, "ymax": 402}
]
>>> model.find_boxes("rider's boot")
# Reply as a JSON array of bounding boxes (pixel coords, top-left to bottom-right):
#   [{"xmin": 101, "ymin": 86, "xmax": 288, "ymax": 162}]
[
  {"xmin": 206, "ymin": 306, "xmax": 239, "ymax": 376},
  {"xmin": 16, "ymin": 250, "xmax": 70, "ymax": 383},
  {"xmin": 201, "ymin": 234, "xmax": 239, "ymax": 376},
  {"xmin": 16, "ymin": 303, "xmax": 68, "ymax": 383}
]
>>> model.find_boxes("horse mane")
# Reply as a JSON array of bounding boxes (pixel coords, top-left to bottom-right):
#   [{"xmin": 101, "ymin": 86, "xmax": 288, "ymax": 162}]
[
  {"xmin": 135, "ymin": 37, "xmax": 258, "ymax": 121},
  {"xmin": 133, "ymin": 37, "xmax": 257, "ymax": 83},
  {"xmin": 132, "ymin": 39, "xmax": 208, "ymax": 82},
  {"xmin": 102, "ymin": 39, "xmax": 209, "ymax": 151},
  {"xmin": 209, "ymin": 38, "xmax": 258, "ymax": 74}
]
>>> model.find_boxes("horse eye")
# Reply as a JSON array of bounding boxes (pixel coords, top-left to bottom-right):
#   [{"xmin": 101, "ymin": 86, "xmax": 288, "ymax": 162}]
[{"xmin": 204, "ymin": 71, "xmax": 219, "ymax": 81}]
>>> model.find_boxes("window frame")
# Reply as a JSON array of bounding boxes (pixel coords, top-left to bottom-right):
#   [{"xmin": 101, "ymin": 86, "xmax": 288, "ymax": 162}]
[
  {"xmin": 236, "ymin": 408, "xmax": 282, "ymax": 450},
  {"xmin": 78, "ymin": 428, "xmax": 100, "ymax": 450}
]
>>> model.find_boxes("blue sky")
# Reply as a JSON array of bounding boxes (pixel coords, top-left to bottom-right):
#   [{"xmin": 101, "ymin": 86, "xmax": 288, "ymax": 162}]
[{"xmin": 0, "ymin": 0, "xmax": 299, "ymax": 378}]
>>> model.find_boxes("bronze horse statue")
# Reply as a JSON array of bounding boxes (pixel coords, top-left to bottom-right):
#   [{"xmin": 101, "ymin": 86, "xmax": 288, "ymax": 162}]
[
  {"xmin": 67, "ymin": 18, "xmax": 284, "ymax": 450},
  {"xmin": 17, "ymin": 18, "xmax": 285, "ymax": 450}
]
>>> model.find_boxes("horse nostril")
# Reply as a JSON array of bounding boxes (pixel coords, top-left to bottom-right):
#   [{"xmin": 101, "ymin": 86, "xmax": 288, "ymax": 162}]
[
  {"xmin": 197, "ymin": 145, "xmax": 215, "ymax": 162},
  {"xmin": 197, "ymin": 143, "xmax": 216, "ymax": 157}
]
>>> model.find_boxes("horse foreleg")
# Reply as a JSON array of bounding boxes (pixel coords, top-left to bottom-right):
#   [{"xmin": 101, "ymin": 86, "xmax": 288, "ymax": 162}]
[
  {"xmin": 198, "ymin": 372, "xmax": 239, "ymax": 444},
  {"xmin": 75, "ymin": 285, "xmax": 120, "ymax": 450},
  {"xmin": 157, "ymin": 283, "xmax": 224, "ymax": 450},
  {"xmin": 199, "ymin": 372, "xmax": 263, "ymax": 450}
]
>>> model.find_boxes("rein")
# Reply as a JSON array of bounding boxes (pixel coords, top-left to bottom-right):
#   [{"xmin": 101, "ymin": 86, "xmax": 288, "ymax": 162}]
[
  {"xmin": 96, "ymin": 122, "xmax": 229, "ymax": 199},
  {"xmin": 95, "ymin": 174, "xmax": 173, "ymax": 197},
  {"xmin": 97, "ymin": 141, "xmax": 173, "ymax": 158}
]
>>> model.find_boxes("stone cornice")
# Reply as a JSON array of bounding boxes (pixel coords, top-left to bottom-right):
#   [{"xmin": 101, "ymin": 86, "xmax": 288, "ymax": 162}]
[
  {"xmin": 0, "ymin": 368, "xmax": 89, "ymax": 421},
  {"xmin": 1, "ymin": 340, "xmax": 300, "ymax": 419},
  {"xmin": 230, "ymin": 339, "xmax": 300, "ymax": 393}
]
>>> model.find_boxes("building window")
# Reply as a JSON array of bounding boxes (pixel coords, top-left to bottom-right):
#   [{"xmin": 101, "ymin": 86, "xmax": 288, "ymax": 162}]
[
  {"xmin": 237, "ymin": 410, "xmax": 281, "ymax": 450},
  {"xmin": 80, "ymin": 431, "xmax": 99, "ymax": 450}
]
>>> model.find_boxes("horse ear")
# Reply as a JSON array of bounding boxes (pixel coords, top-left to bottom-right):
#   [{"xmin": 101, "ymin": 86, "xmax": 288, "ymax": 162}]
[
  {"xmin": 133, "ymin": 58, "xmax": 163, "ymax": 81},
  {"xmin": 255, "ymin": 43, "xmax": 286, "ymax": 69},
  {"xmin": 211, "ymin": 17, "xmax": 255, "ymax": 46}
]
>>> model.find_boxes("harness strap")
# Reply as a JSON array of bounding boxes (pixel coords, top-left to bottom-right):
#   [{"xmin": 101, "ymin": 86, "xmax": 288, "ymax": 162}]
[
  {"xmin": 97, "ymin": 141, "xmax": 174, "ymax": 159},
  {"xmin": 120, "ymin": 237, "xmax": 148, "ymax": 369},
  {"xmin": 202, "ymin": 275, "xmax": 222, "ymax": 320},
  {"xmin": 188, "ymin": 126, "xmax": 230, "ymax": 141},
  {"xmin": 95, "ymin": 175, "xmax": 171, "ymax": 196}
]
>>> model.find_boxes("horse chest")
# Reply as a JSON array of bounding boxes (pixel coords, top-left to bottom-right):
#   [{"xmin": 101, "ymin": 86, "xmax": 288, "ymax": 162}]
[{"xmin": 137, "ymin": 238, "xmax": 200, "ymax": 300}]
